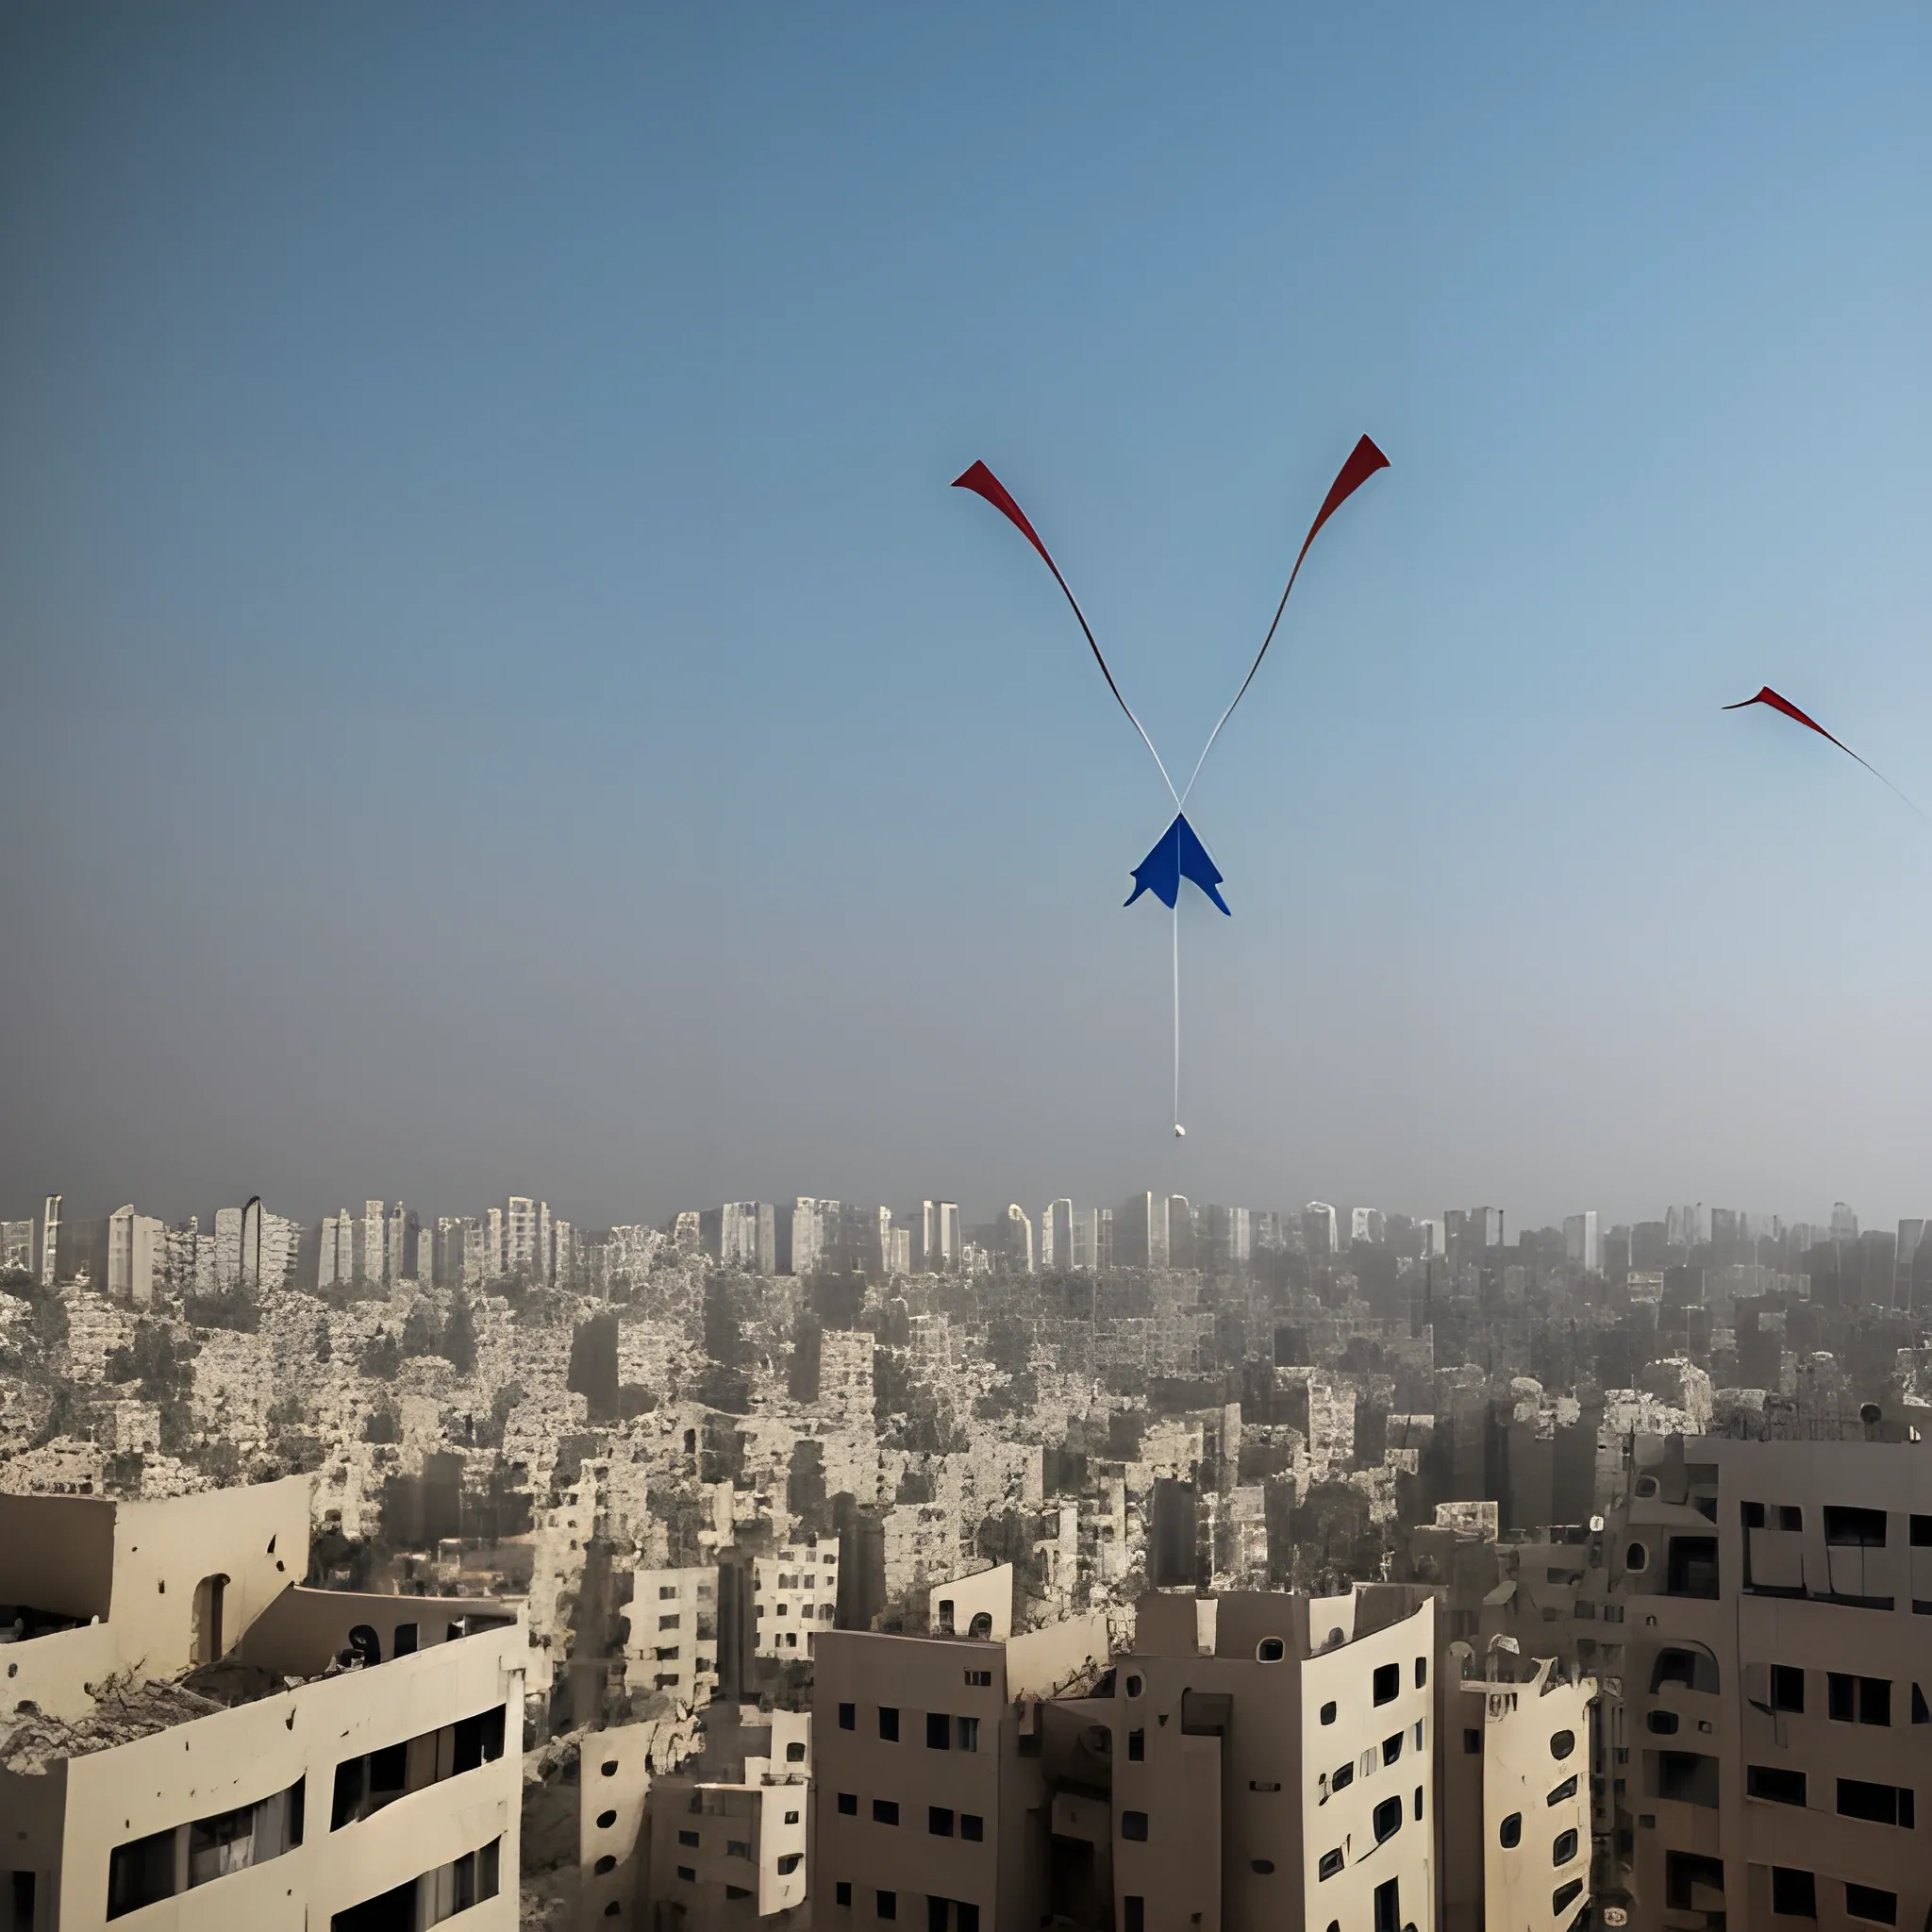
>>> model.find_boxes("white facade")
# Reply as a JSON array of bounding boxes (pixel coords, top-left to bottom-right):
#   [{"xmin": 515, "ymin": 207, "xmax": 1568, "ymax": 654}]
[
  {"xmin": 1300, "ymin": 1596, "xmax": 1437, "ymax": 1932},
  {"xmin": 1562, "ymin": 1211, "xmax": 1600, "ymax": 1273},
  {"xmin": 753, "ymin": 1540, "xmax": 840, "ymax": 1657},
  {"xmin": 1470, "ymin": 1654, "xmax": 1594, "ymax": 1932},
  {"xmin": 628, "ymin": 1566, "xmax": 721, "ymax": 1709}
]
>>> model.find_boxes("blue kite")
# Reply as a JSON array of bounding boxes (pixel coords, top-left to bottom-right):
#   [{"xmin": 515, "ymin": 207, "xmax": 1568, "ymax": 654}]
[{"xmin": 954, "ymin": 435, "xmax": 1390, "ymax": 1132}]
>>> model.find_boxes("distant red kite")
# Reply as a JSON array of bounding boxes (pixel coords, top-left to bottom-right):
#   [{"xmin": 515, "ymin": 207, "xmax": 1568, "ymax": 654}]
[{"xmin": 1723, "ymin": 686, "xmax": 1923, "ymax": 817}]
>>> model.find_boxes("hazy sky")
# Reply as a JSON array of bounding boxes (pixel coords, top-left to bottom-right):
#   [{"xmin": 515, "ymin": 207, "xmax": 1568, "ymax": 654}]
[{"xmin": 5, "ymin": 4, "xmax": 1931, "ymax": 1233}]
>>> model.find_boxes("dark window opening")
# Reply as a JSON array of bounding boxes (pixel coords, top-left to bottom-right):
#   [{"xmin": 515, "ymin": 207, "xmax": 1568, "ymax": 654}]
[
  {"xmin": 927, "ymin": 1712, "xmax": 950, "ymax": 1749},
  {"xmin": 1665, "ymin": 1536, "xmax": 1720, "ymax": 1599},
  {"xmin": 1824, "ymin": 1507, "xmax": 1888, "ymax": 1548},
  {"xmin": 1372, "ymin": 1796, "xmax": 1402, "ymax": 1842},
  {"xmin": 1552, "ymin": 1827, "xmax": 1578, "ymax": 1865},
  {"xmin": 1664, "ymin": 1851, "xmax": 1724, "ymax": 1910},
  {"xmin": 1771, "ymin": 1867, "xmax": 1817, "ymax": 1918},
  {"xmin": 878, "ymin": 1707, "xmax": 899, "ymax": 1742},
  {"xmin": 1499, "ymin": 1812, "xmax": 1522, "ymax": 1848},
  {"xmin": 839, "ymin": 1702, "xmax": 855, "ymax": 1729},
  {"xmin": 1837, "ymin": 1779, "xmax": 1912, "ymax": 1827},
  {"xmin": 1373, "ymin": 1876, "xmax": 1400, "ymax": 1932},
  {"xmin": 1657, "ymin": 1751, "xmax": 1720, "ymax": 1807},
  {"xmin": 1372, "ymin": 1662, "xmax": 1399, "ymax": 1705},
  {"xmin": 1747, "ymin": 1764, "xmax": 1807, "ymax": 1806},
  {"xmin": 1770, "ymin": 1664, "xmax": 1804, "ymax": 1712},
  {"xmin": 1121, "ymin": 1811, "xmax": 1148, "ymax": 1841},
  {"xmin": 1845, "ymin": 1882, "xmax": 1898, "ymax": 1925}
]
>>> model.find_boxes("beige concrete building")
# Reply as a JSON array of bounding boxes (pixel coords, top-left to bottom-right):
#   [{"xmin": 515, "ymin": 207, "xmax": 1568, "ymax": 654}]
[
  {"xmin": 1460, "ymin": 1649, "xmax": 1595, "ymax": 1931},
  {"xmin": 812, "ymin": 1589, "xmax": 1454, "ymax": 1932},
  {"xmin": 1589, "ymin": 1431, "xmax": 1932, "ymax": 1929},
  {"xmin": 0, "ymin": 1474, "xmax": 525, "ymax": 1929},
  {"xmin": 627, "ymin": 1566, "xmax": 720, "ymax": 1709},
  {"xmin": 752, "ymin": 1541, "xmax": 838, "ymax": 1660},
  {"xmin": 642, "ymin": 1709, "xmax": 810, "ymax": 1928}
]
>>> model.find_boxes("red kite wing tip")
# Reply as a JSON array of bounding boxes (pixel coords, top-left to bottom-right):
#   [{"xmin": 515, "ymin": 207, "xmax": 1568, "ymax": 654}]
[
  {"xmin": 951, "ymin": 460, "xmax": 991, "ymax": 490},
  {"xmin": 1721, "ymin": 685, "xmax": 1781, "ymax": 709},
  {"xmin": 1357, "ymin": 433, "xmax": 1391, "ymax": 469}
]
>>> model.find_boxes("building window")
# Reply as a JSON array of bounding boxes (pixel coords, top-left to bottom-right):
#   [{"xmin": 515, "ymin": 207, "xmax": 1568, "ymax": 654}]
[
  {"xmin": 873, "ymin": 1800, "xmax": 899, "ymax": 1826},
  {"xmin": 877, "ymin": 1890, "xmax": 897, "ymax": 1921},
  {"xmin": 964, "ymin": 1669, "xmax": 992, "ymax": 1687},
  {"xmin": 1124, "ymin": 1674, "xmax": 1143, "ymax": 1698},
  {"xmin": 1320, "ymin": 1702, "xmax": 1338, "ymax": 1725},
  {"xmin": 1380, "ymin": 1732, "xmax": 1401, "ymax": 1766},
  {"xmin": 1372, "ymin": 1662, "xmax": 1399, "ymax": 1705},
  {"xmin": 929, "ymin": 1807, "xmax": 954, "ymax": 1837},
  {"xmin": 1845, "ymin": 1883, "xmax": 1898, "ymax": 1925},
  {"xmin": 1652, "ymin": 1648, "xmax": 1719, "ymax": 1695},
  {"xmin": 1770, "ymin": 1665, "xmax": 1804, "ymax": 1712},
  {"xmin": 1624, "ymin": 1541, "xmax": 1648, "ymax": 1573},
  {"xmin": 1463, "ymin": 1728, "xmax": 1481, "ymax": 1755},
  {"xmin": 1499, "ymin": 1812, "xmax": 1522, "ymax": 1848},
  {"xmin": 678, "ymin": 1830, "xmax": 699, "ymax": 1847},
  {"xmin": 1317, "ymin": 1849, "xmax": 1344, "ymax": 1881},
  {"xmin": 1778, "ymin": 1505, "xmax": 1802, "ymax": 1531},
  {"xmin": 1824, "ymin": 1507, "xmax": 1888, "ymax": 1548},
  {"xmin": 1552, "ymin": 1827, "xmax": 1578, "ymax": 1865},
  {"xmin": 1770, "ymin": 1868, "xmax": 1817, "ymax": 1918},
  {"xmin": 1124, "ymin": 1901, "xmax": 1144, "ymax": 1932},
  {"xmin": 1549, "ymin": 1729, "xmax": 1575, "ymax": 1760},
  {"xmin": 1552, "ymin": 1878, "xmax": 1584, "ymax": 1913},
  {"xmin": 785, "ymin": 1810, "xmax": 800, "ymax": 1824},
  {"xmin": 108, "ymin": 1831, "xmax": 181, "ymax": 1919},
  {"xmin": 960, "ymin": 1814, "xmax": 983, "ymax": 1840},
  {"xmin": 957, "ymin": 1716, "xmax": 979, "ymax": 1752},
  {"xmin": 839, "ymin": 1703, "xmax": 855, "ymax": 1730},
  {"xmin": 776, "ymin": 1854, "xmax": 802, "ymax": 1874},
  {"xmin": 1911, "ymin": 1515, "xmax": 1932, "ymax": 1547},
  {"xmin": 1837, "ymin": 1780, "xmax": 1913, "ymax": 1828},
  {"xmin": 1373, "ymin": 1876, "xmax": 1400, "ymax": 1932},
  {"xmin": 1747, "ymin": 1765, "xmax": 1806, "ymax": 1806},
  {"xmin": 837, "ymin": 1793, "xmax": 857, "ymax": 1816},
  {"xmin": 1665, "ymin": 1536, "xmax": 1720, "ymax": 1598},
  {"xmin": 834, "ymin": 1881, "xmax": 852, "ymax": 1907},
  {"xmin": 1546, "ymin": 1774, "xmax": 1577, "ymax": 1805},
  {"xmin": 1414, "ymin": 1656, "xmax": 1427, "ymax": 1688},
  {"xmin": 1330, "ymin": 1761, "xmax": 1354, "ymax": 1794},
  {"xmin": 1828, "ymin": 1674, "xmax": 1890, "ymax": 1725},
  {"xmin": 1257, "ymin": 1638, "xmax": 1285, "ymax": 1661},
  {"xmin": 1372, "ymin": 1797, "xmax": 1402, "ymax": 1843},
  {"xmin": 1121, "ymin": 1811, "xmax": 1148, "ymax": 1842},
  {"xmin": 1648, "ymin": 1711, "xmax": 1680, "ymax": 1735},
  {"xmin": 879, "ymin": 1707, "xmax": 900, "ymax": 1742},
  {"xmin": 1127, "ymin": 1728, "xmax": 1144, "ymax": 1760},
  {"xmin": 927, "ymin": 1713, "xmax": 950, "ymax": 1750},
  {"xmin": 1915, "ymin": 1685, "xmax": 1931, "ymax": 1725}
]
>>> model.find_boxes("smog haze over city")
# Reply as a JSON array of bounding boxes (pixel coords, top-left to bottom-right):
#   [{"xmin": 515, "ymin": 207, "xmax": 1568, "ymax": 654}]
[{"xmin": 6, "ymin": 5, "xmax": 1932, "ymax": 1235}]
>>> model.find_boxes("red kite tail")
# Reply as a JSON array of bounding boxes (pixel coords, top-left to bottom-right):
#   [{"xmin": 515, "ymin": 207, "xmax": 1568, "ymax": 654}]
[
  {"xmin": 1181, "ymin": 434, "xmax": 1390, "ymax": 802},
  {"xmin": 954, "ymin": 461, "xmax": 1176, "ymax": 802}
]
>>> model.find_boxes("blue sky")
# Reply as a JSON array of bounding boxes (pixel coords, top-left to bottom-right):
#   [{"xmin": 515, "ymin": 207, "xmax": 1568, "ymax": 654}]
[{"xmin": 4, "ymin": 3, "xmax": 1930, "ymax": 1230}]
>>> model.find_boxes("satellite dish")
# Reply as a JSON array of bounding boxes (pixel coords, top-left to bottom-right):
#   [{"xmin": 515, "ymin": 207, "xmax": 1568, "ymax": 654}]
[{"xmin": 1589, "ymin": 1515, "xmax": 1605, "ymax": 1534}]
